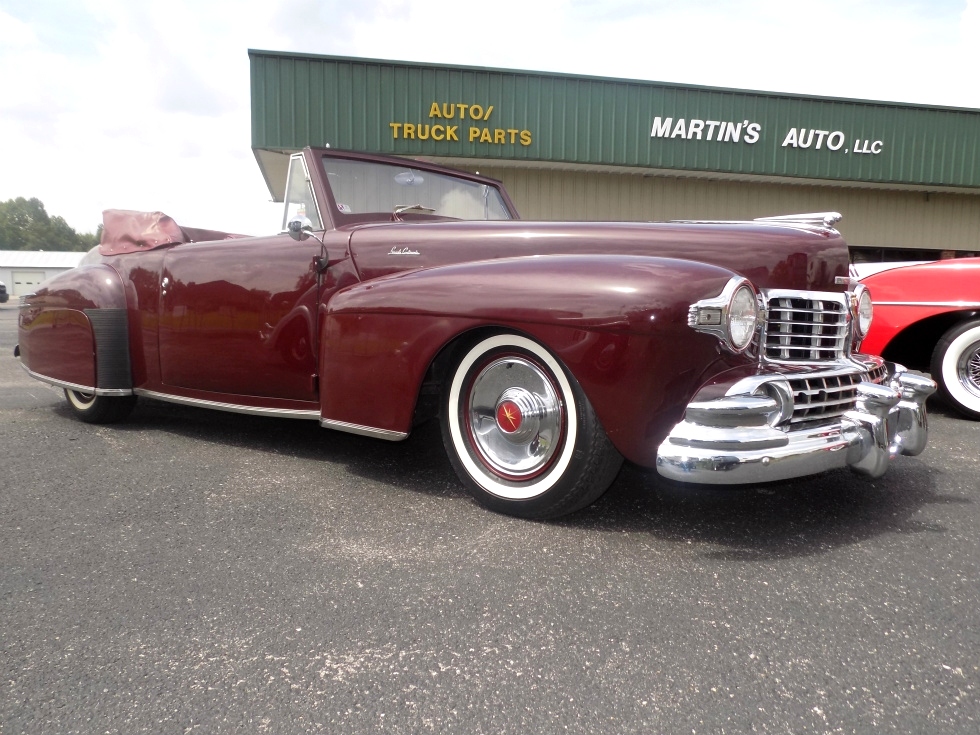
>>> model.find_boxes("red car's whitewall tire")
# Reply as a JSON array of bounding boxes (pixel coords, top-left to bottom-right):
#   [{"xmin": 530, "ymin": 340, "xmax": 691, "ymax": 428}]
[
  {"xmin": 931, "ymin": 320, "xmax": 980, "ymax": 421},
  {"xmin": 441, "ymin": 334, "xmax": 623, "ymax": 519},
  {"xmin": 64, "ymin": 389, "xmax": 137, "ymax": 424}
]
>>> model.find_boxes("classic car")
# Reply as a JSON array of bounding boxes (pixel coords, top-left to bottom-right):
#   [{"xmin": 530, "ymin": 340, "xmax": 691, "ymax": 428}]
[
  {"xmin": 852, "ymin": 258, "xmax": 980, "ymax": 420},
  {"xmin": 15, "ymin": 148, "xmax": 936, "ymax": 519}
]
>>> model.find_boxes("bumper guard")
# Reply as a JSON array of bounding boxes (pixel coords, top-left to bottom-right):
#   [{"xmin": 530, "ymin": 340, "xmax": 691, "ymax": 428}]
[{"xmin": 656, "ymin": 362, "xmax": 936, "ymax": 484}]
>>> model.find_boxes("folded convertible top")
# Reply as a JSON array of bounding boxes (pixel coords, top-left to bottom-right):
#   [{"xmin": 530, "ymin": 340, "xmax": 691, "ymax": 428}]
[{"xmin": 99, "ymin": 209, "xmax": 247, "ymax": 256}]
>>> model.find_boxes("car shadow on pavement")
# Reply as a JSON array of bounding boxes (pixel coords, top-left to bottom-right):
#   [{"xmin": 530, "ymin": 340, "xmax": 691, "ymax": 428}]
[
  {"xmin": 565, "ymin": 459, "xmax": 962, "ymax": 561},
  {"xmin": 77, "ymin": 396, "xmax": 965, "ymax": 561}
]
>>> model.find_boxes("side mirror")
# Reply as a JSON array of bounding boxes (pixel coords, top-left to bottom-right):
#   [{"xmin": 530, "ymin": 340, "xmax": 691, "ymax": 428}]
[{"xmin": 287, "ymin": 215, "xmax": 315, "ymax": 241}]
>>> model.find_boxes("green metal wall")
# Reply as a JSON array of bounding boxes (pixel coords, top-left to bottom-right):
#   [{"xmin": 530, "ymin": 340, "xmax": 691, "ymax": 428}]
[{"xmin": 250, "ymin": 50, "xmax": 980, "ymax": 190}]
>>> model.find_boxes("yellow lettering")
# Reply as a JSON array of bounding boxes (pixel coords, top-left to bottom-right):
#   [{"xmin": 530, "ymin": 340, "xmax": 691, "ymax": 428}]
[
  {"xmin": 442, "ymin": 103, "xmax": 455, "ymax": 118},
  {"xmin": 507, "ymin": 129, "xmax": 518, "ymax": 143},
  {"xmin": 404, "ymin": 123, "xmax": 416, "ymax": 140},
  {"xmin": 429, "ymin": 102, "xmax": 442, "ymax": 118},
  {"xmin": 494, "ymin": 129, "xmax": 505, "ymax": 144},
  {"xmin": 469, "ymin": 126, "xmax": 481, "ymax": 142},
  {"xmin": 479, "ymin": 128, "xmax": 493, "ymax": 143},
  {"xmin": 520, "ymin": 130, "xmax": 532, "ymax": 146},
  {"xmin": 389, "ymin": 122, "xmax": 402, "ymax": 138},
  {"xmin": 417, "ymin": 124, "xmax": 430, "ymax": 140},
  {"xmin": 446, "ymin": 125, "xmax": 458, "ymax": 141},
  {"xmin": 457, "ymin": 103, "xmax": 469, "ymax": 119},
  {"xmin": 431, "ymin": 125, "xmax": 445, "ymax": 141},
  {"xmin": 484, "ymin": 105, "xmax": 493, "ymax": 120},
  {"xmin": 470, "ymin": 104, "xmax": 484, "ymax": 120}
]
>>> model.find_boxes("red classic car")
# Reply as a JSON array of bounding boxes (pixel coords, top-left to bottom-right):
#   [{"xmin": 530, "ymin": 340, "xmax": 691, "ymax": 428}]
[
  {"xmin": 852, "ymin": 259, "xmax": 980, "ymax": 420},
  {"xmin": 16, "ymin": 148, "xmax": 936, "ymax": 518}
]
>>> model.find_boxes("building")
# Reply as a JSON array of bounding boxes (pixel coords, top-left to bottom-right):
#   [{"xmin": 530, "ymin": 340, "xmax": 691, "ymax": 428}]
[
  {"xmin": 249, "ymin": 50, "xmax": 980, "ymax": 261},
  {"xmin": 0, "ymin": 250, "xmax": 86, "ymax": 299}
]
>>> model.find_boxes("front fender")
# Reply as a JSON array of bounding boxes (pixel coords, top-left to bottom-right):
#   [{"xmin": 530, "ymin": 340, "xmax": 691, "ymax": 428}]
[
  {"xmin": 18, "ymin": 264, "xmax": 132, "ymax": 394},
  {"xmin": 320, "ymin": 255, "xmax": 750, "ymax": 464}
]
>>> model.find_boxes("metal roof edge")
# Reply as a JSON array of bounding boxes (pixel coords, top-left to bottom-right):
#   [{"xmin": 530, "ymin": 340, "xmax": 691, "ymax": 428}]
[{"xmin": 246, "ymin": 49, "xmax": 980, "ymax": 116}]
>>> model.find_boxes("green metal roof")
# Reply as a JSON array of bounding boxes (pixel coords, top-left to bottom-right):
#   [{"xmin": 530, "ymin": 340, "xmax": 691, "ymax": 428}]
[{"xmin": 250, "ymin": 50, "xmax": 980, "ymax": 197}]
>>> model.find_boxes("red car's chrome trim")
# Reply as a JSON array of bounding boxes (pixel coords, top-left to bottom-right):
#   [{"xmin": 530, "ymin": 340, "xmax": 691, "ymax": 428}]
[
  {"xmin": 19, "ymin": 363, "xmax": 132, "ymax": 397},
  {"xmin": 874, "ymin": 300, "xmax": 980, "ymax": 308},
  {"xmin": 319, "ymin": 418, "xmax": 408, "ymax": 441},
  {"xmin": 134, "ymin": 389, "xmax": 320, "ymax": 420}
]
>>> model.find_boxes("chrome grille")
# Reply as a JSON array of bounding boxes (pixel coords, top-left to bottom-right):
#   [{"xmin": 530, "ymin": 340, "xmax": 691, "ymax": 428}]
[
  {"xmin": 787, "ymin": 373, "xmax": 860, "ymax": 428},
  {"xmin": 763, "ymin": 295, "xmax": 848, "ymax": 362},
  {"xmin": 786, "ymin": 364, "xmax": 888, "ymax": 429}
]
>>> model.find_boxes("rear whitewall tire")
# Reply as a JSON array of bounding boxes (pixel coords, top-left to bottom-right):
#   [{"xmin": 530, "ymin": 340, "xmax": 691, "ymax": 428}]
[
  {"xmin": 64, "ymin": 389, "xmax": 137, "ymax": 424},
  {"xmin": 441, "ymin": 334, "xmax": 623, "ymax": 519}
]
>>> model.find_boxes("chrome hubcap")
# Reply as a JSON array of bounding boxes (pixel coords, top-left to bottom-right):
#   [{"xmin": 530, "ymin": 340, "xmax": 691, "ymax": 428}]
[
  {"xmin": 958, "ymin": 339, "xmax": 980, "ymax": 397},
  {"xmin": 467, "ymin": 356, "xmax": 563, "ymax": 479}
]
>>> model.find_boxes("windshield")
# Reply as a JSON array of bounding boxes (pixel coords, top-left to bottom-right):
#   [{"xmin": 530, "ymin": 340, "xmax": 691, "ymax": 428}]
[{"xmin": 320, "ymin": 157, "xmax": 513, "ymax": 221}]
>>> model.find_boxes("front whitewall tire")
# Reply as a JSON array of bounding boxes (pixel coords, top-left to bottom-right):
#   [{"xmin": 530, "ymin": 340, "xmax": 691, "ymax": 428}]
[
  {"xmin": 440, "ymin": 333, "xmax": 623, "ymax": 519},
  {"xmin": 447, "ymin": 335, "xmax": 578, "ymax": 500}
]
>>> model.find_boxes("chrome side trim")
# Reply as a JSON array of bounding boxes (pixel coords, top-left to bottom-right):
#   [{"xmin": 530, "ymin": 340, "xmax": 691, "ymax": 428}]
[
  {"xmin": 320, "ymin": 418, "xmax": 409, "ymax": 441},
  {"xmin": 19, "ymin": 363, "xmax": 133, "ymax": 396},
  {"xmin": 133, "ymin": 389, "xmax": 320, "ymax": 419},
  {"xmin": 873, "ymin": 300, "xmax": 980, "ymax": 308}
]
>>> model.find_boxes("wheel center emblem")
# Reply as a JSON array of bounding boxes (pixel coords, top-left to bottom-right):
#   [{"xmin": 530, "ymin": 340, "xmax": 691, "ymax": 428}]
[{"xmin": 496, "ymin": 400, "xmax": 523, "ymax": 433}]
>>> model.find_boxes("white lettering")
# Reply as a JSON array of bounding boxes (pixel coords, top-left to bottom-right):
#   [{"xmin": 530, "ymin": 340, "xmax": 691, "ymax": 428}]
[
  {"xmin": 651, "ymin": 115, "xmax": 760, "ymax": 144},
  {"xmin": 813, "ymin": 130, "xmax": 829, "ymax": 149},
  {"xmin": 870, "ymin": 140, "xmax": 883, "ymax": 154},
  {"xmin": 827, "ymin": 131, "xmax": 845, "ymax": 150},
  {"xmin": 651, "ymin": 116, "xmax": 673, "ymax": 137},
  {"xmin": 782, "ymin": 128, "xmax": 799, "ymax": 148}
]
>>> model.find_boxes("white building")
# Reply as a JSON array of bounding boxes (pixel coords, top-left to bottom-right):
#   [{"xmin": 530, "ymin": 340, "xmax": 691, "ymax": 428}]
[{"xmin": 0, "ymin": 251, "xmax": 86, "ymax": 299}]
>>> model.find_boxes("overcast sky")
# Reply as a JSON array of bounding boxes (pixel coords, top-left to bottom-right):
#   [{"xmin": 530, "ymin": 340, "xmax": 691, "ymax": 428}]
[{"xmin": 1, "ymin": 0, "xmax": 978, "ymax": 237}]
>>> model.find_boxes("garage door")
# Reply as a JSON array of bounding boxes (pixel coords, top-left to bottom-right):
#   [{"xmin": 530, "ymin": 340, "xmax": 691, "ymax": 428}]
[{"xmin": 11, "ymin": 271, "xmax": 46, "ymax": 297}]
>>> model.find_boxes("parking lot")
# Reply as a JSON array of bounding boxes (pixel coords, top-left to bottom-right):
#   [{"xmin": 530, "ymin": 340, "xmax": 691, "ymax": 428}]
[{"xmin": 1, "ymin": 302, "xmax": 978, "ymax": 734}]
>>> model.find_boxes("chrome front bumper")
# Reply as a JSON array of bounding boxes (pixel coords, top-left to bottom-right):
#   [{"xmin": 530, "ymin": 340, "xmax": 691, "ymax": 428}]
[{"xmin": 656, "ymin": 362, "xmax": 936, "ymax": 484}]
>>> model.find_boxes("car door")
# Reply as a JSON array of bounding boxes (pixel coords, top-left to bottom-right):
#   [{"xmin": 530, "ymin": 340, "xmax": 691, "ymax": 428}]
[{"xmin": 157, "ymin": 234, "xmax": 321, "ymax": 402}]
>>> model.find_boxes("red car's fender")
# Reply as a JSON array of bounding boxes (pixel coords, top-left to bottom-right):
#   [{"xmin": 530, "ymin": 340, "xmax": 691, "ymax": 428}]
[
  {"xmin": 859, "ymin": 259, "xmax": 980, "ymax": 361},
  {"xmin": 318, "ymin": 254, "xmax": 750, "ymax": 466},
  {"xmin": 18, "ymin": 264, "xmax": 132, "ymax": 393}
]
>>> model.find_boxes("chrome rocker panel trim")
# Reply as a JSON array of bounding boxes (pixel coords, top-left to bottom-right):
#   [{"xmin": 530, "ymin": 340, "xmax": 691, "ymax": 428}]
[
  {"xmin": 20, "ymin": 363, "xmax": 133, "ymax": 397},
  {"xmin": 319, "ymin": 418, "xmax": 409, "ymax": 442},
  {"xmin": 656, "ymin": 362, "xmax": 936, "ymax": 485},
  {"xmin": 134, "ymin": 389, "xmax": 320, "ymax": 420}
]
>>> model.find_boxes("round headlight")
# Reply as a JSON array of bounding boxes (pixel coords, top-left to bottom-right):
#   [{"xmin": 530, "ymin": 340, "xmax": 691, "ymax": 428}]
[
  {"xmin": 855, "ymin": 286, "xmax": 873, "ymax": 337},
  {"xmin": 728, "ymin": 284, "xmax": 759, "ymax": 351}
]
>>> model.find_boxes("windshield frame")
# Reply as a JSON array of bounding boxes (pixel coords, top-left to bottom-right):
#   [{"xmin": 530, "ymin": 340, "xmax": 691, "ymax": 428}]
[{"xmin": 312, "ymin": 149, "xmax": 520, "ymax": 227}]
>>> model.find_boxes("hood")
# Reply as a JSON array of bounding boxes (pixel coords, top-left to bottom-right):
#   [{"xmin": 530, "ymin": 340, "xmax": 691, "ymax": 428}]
[{"xmin": 345, "ymin": 219, "xmax": 849, "ymax": 292}]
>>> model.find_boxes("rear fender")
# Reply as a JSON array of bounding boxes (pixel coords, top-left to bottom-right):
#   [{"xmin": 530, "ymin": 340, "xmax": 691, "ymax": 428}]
[
  {"xmin": 319, "ymin": 254, "xmax": 746, "ymax": 462},
  {"xmin": 18, "ymin": 265, "xmax": 132, "ymax": 395}
]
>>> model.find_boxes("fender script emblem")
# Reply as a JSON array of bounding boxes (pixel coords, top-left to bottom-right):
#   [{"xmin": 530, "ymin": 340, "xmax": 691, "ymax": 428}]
[{"xmin": 389, "ymin": 246, "xmax": 421, "ymax": 256}]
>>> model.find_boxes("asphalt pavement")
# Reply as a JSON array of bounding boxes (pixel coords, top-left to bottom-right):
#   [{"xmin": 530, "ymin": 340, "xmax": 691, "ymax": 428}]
[{"xmin": 1, "ymin": 303, "xmax": 978, "ymax": 734}]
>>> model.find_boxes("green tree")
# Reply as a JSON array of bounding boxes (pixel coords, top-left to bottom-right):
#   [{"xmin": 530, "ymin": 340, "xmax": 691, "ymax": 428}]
[{"xmin": 0, "ymin": 197, "xmax": 99, "ymax": 252}]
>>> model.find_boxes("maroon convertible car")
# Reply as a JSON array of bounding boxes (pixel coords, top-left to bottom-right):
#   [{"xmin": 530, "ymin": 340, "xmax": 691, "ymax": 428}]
[{"xmin": 16, "ymin": 148, "xmax": 936, "ymax": 518}]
